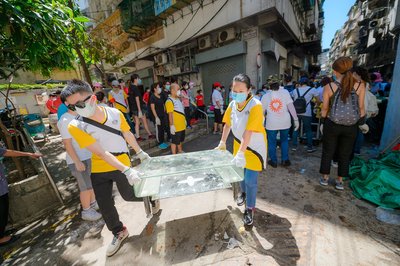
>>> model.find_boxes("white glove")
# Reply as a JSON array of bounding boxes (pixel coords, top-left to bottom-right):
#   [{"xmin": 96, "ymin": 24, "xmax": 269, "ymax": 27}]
[
  {"xmin": 220, "ymin": 108, "xmax": 224, "ymax": 115},
  {"xmin": 170, "ymin": 125, "xmax": 176, "ymax": 135},
  {"xmin": 294, "ymin": 120, "xmax": 299, "ymax": 131},
  {"xmin": 138, "ymin": 110, "xmax": 143, "ymax": 118},
  {"xmin": 320, "ymin": 124, "xmax": 324, "ymax": 135},
  {"xmin": 122, "ymin": 167, "xmax": 141, "ymax": 186},
  {"xmin": 136, "ymin": 149, "xmax": 150, "ymax": 162},
  {"xmin": 155, "ymin": 117, "xmax": 161, "ymax": 125},
  {"xmin": 215, "ymin": 141, "xmax": 226, "ymax": 150},
  {"xmin": 359, "ymin": 124, "xmax": 369, "ymax": 134},
  {"xmin": 232, "ymin": 151, "xmax": 246, "ymax": 168}
]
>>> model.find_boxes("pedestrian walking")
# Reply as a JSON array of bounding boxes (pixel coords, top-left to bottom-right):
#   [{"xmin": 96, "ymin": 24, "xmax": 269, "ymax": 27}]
[
  {"xmin": 63, "ymin": 79, "xmax": 159, "ymax": 257},
  {"xmin": 57, "ymin": 105, "xmax": 102, "ymax": 222},
  {"xmin": 128, "ymin": 74, "xmax": 155, "ymax": 141},
  {"xmin": 166, "ymin": 83, "xmax": 186, "ymax": 154},
  {"xmin": 215, "ymin": 73, "xmax": 267, "ymax": 226},
  {"xmin": 319, "ymin": 57, "xmax": 367, "ymax": 190},
  {"xmin": 150, "ymin": 82, "xmax": 169, "ymax": 150},
  {"xmin": 212, "ymin": 82, "xmax": 224, "ymax": 134},
  {"xmin": 291, "ymin": 77, "xmax": 320, "ymax": 153},
  {"xmin": 261, "ymin": 76, "xmax": 299, "ymax": 168}
]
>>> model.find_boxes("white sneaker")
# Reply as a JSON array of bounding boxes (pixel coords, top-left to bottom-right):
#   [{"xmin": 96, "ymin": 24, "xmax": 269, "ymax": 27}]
[
  {"xmin": 90, "ymin": 201, "xmax": 99, "ymax": 211},
  {"xmin": 81, "ymin": 208, "xmax": 102, "ymax": 221},
  {"xmin": 106, "ymin": 227, "xmax": 129, "ymax": 257},
  {"xmin": 151, "ymin": 199, "xmax": 160, "ymax": 214}
]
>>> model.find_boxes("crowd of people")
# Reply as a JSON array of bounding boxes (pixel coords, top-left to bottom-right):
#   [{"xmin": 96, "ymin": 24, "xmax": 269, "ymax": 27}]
[{"xmin": 19, "ymin": 55, "xmax": 389, "ymax": 257}]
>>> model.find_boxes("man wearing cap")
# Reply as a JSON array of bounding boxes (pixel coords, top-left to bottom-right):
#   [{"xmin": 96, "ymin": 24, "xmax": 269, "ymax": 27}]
[
  {"xmin": 212, "ymin": 81, "xmax": 224, "ymax": 134},
  {"xmin": 291, "ymin": 77, "xmax": 320, "ymax": 153},
  {"xmin": 109, "ymin": 80, "xmax": 135, "ymax": 134}
]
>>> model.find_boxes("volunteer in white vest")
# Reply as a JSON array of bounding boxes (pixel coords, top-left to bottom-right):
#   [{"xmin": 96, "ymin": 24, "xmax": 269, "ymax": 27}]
[{"xmin": 215, "ymin": 74, "xmax": 267, "ymax": 226}]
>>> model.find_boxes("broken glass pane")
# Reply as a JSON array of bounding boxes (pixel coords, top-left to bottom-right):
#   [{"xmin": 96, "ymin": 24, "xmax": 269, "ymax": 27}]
[{"xmin": 134, "ymin": 150, "xmax": 244, "ymax": 199}]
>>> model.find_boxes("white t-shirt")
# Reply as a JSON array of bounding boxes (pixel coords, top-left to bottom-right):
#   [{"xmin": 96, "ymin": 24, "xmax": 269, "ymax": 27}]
[
  {"xmin": 212, "ymin": 89, "xmax": 223, "ymax": 109},
  {"xmin": 291, "ymin": 86, "xmax": 319, "ymax": 116},
  {"xmin": 57, "ymin": 112, "xmax": 92, "ymax": 165},
  {"xmin": 261, "ymin": 88, "xmax": 293, "ymax": 130}
]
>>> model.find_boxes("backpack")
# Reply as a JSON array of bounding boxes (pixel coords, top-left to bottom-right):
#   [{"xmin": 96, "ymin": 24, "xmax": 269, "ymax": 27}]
[
  {"xmin": 328, "ymin": 81, "xmax": 360, "ymax": 126},
  {"xmin": 293, "ymin": 87, "xmax": 312, "ymax": 114}
]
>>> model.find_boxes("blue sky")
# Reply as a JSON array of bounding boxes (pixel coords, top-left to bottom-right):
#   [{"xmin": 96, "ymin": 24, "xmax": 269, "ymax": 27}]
[{"xmin": 322, "ymin": 0, "xmax": 356, "ymax": 49}]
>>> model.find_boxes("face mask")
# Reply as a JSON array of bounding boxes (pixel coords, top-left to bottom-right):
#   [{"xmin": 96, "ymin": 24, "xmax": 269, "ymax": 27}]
[
  {"xmin": 156, "ymin": 87, "xmax": 162, "ymax": 94},
  {"xmin": 222, "ymin": 89, "xmax": 225, "ymax": 93},
  {"xmin": 138, "ymin": 79, "xmax": 143, "ymax": 85},
  {"xmin": 332, "ymin": 74, "xmax": 337, "ymax": 81},
  {"xmin": 75, "ymin": 100, "xmax": 97, "ymax": 118},
  {"xmin": 184, "ymin": 85, "xmax": 189, "ymax": 89},
  {"xmin": 177, "ymin": 90, "xmax": 181, "ymax": 97},
  {"xmin": 165, "ymin": 85, "xmax": 171, "ymax": 91},
  {"xmin": 232, "ymin": 92, "xmax": 248, "ymax": 103}
]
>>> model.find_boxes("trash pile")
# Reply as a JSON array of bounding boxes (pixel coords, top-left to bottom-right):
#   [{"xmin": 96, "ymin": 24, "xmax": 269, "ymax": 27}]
[{"xmin": 349, "ymin": 151, "xmax": 400, "ymax": 209}]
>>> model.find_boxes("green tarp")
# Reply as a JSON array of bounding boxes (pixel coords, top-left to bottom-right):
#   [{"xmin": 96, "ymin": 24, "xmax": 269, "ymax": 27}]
[{"xmin": 349, "ymin": 151, "xmax": 400, "ymax": 209}]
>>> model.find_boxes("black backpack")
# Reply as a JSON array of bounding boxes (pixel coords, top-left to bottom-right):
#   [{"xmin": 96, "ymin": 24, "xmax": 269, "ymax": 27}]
[{"xmin": 293, "ymin": 87, "xmax": 312, "ymax": 114}]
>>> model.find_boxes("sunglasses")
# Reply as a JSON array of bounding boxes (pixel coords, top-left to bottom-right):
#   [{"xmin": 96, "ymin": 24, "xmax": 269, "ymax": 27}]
[{"xmin": 67, "ymin": 95, "xmax": 92, "ymax": 111}]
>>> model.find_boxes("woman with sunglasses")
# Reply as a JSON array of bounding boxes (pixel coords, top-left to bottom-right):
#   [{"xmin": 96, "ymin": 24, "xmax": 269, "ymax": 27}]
[{"xmin": 61, "ymin": 79, "xmax": 160, "ymax": 257}]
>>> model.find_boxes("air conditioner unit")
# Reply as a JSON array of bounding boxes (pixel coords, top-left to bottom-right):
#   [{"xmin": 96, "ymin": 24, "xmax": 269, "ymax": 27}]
[
  {"xmin": 218, "ymin": 28, "xmax": 235, "ymax": 43},
  {"xmin": 198, "ymin": 35, "xmax": 211, "ymax": 50},
  {"xmin": 154, "ymin": 53, "xmax": 168, "ymax": 65},
  {"xmin": 369, "ymin": 20, "xmax": 379, "ymax": 28},
  {"xmin": 359, "ymin": 26, "xmax": 368, "ymax": 37}
]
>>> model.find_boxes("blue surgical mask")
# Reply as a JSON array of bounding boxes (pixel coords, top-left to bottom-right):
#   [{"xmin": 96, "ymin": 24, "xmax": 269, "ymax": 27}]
[
  {"xmin": 165, "ymin": 85, "xmax": 171, "ymax": 91},
  {"xmin": 138, "ymin": 79, "xmax": 143, "ymax": 85},
  {"xmin": 332, "ymin": 74, "xmax": 337, "ymax": 81},
  {"xmin": 232, "ymin": 92, "xmax": 248, "ymax": 103}
]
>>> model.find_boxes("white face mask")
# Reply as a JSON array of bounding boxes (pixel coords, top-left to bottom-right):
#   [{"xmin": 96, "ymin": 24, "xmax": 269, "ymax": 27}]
[
  {"xmin": 177, "ymin": 90, "xmax": 181, "ymax": 97},
  {"xmin": 75, "ymin": 100, "xmax": 97, "ymax": 118},
  {"xmin": 156, "ymin": 87, "xmax": 162, "ymax": 94}
]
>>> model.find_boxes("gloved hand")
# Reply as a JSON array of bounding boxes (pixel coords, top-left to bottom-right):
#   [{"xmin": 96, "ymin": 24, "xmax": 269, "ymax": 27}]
[
  {"xmin": 136, "ymin": 149, "xmax": 150, "ymax": 162},
  {"xmin": 232, "ymin": 151, "xmax": 246, "ymax": 168},
  {"xmin": 220, "ymin": 108, "xmax": 224, "ymax": 115},
  {"xmin": 138, "ymin": 110, "xmax": 143, "ymax": 118},
  {"xmin": 170, "ymin": 125, "xmax": 176, "ymax": 135},
  {"xmin": 215, "ymin": 141, "xmax": 226, "ymax": 150},
  {"xmin": 122, "ymin": 167, "xmax": 141, "ymax": 186},
  {"xmin": 294, "ymin": 120, "xmax": 299, "ymax": 131},
  {"xmin": 320, "ymin": 124, "xmax": 324, "ymax": 135},
  {"xmin": 155, "ymin": 117, "xmax": 161, "ymax": 125},
  {"xmin": 359, "ymin": 124, "xmax": 369, "ymax": 134}
]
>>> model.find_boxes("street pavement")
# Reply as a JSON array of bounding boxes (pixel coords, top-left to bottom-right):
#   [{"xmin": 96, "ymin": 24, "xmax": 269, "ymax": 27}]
[{"xmin": 1, "ymin": 127, "xmax": 399, "ymax": 265}]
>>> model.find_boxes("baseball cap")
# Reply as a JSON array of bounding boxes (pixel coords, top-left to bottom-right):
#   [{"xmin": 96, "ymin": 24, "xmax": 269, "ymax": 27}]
[
  {"xmin": 111, "ymin": 80, "xmax": 120, "ymax": 87},
  {"xmin": 213, "ymin": 81, "xmax": 221, "ymax": 88}
]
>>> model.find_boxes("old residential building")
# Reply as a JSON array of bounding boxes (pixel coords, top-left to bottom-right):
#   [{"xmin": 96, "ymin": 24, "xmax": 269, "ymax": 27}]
[{"xmin": 86, "ymin": 0, "xmax": 324, "ymax": 102}]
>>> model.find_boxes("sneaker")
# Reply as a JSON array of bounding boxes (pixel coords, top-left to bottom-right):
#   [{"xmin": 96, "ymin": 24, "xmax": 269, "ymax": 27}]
[
  {"xmin": 158, "ymin": 143, "xmax": 169, "ymax": 150},
  {"xmin": 236, "ymin": 192, "xmax": 246, "ymax": 206},
  {"xmin": 243, "ymin": 208, "xmax": 254, "ymax": 226},
  {"xmin": 90, "ymin": 201, "xmax": 99, "ymax": 211},
  {"xmin": 186, "ymin": 126, "xmax": 192, "ymax": 129},
  {"xmin": 307, "ymin": 148, "xmax": 317, "ymax": 153},
  {"xmin": 81, "ymin": 208, "xmax": 102, "ymax": 221},
  {"xmin": 106, "ymin": 227, "xmax": 129, "ymax": 257},
  {"xmin": 150, "ymin": 199, "xmax": 160, "ymax": 214},
  {"xmin": 148, "ymin": 135, "xmax": 156, "ymax": 139},
  {"xmin": 291, "ymin": 147, "xmax": 297, "ymax": 151},
  {"xmin": 281, "ymin": 160, "xmax": 291, "ymax": 167},
  {"xmin": 319, "ymin": 177, "xmax": 329, "ymax": 186},
  {"xmin": 331, "ymin": 161, "xmax": 338, "ymax": 168},
  {"xmin": 335, "ymin": 181, "xmax": 344, "ymax": 190},
  {"xmin": 268, "ymin": 160, "xmax": 278, "ymax": 168},
  {"xmin": 136, "ymin": 137, "xmax": 146, "ymax": 141}
]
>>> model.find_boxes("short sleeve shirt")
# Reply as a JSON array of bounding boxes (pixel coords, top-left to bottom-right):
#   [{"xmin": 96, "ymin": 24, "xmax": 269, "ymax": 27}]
[
  {"xmin": 195, "ymin": 94, "xmax": 205, "ymax": 107},
  {"xmin": 57, "ymin": 112, "xmax": 92, "ymax": 165},
  {"xmin": 0, "ymin": 147, "xmax": 8, "ymax": 196},
  {"xmin": 149, "ymin": 94, "xmax": 166, "ymax": 118},
  {"xmin": 261, "ymin": 88, "xmax": 293, "ymax": 130},
  {"xmin": 180, "ymin": 89, "xmax": 190, "ymax": 107},
  {"xmin": 108, "ymin": 90, "xmax": 128, "ymax": 114},
  {"xmin": 128, "ymin": 84, "xmax": 141, "ymax": 111},
  {"xmin": 165, "ymin": 97, "xmax": 186, "ymax": 131},
  {"xmin": 212, "ymin": 90, "xmax": 223, "ymax": 109}
]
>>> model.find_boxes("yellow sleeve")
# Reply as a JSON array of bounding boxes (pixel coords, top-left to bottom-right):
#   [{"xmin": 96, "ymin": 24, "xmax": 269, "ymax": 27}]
[
  {"xmin": 123, "ymin": 91, "xmax": 128, "ymax": 100},
  {"xmin": 119, "ymin": 112, "xmax": 130, "ymax": 132},
  {"xmin": 68, "ymin": 123, "xmax": 97, "ymax": 148},
  {"xmin": 246, "ymin": 104, "xmax": 264, "ymax": 132},
  {"xmin": 222, "ymin": 104, "xmax": 232, "ymax": 126},
  {"xmin": 165, "ymin": 100, "xmax": 174, "ymax": 113}
]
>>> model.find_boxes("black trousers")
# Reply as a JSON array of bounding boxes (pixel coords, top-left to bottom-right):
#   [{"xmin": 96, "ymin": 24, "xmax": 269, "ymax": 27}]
[
  {"xmin": 320, "ymin": 119, "xmax": 358, "ymax": 177},
  {"xmin": 155, "ymin": 116, "xmax": 167, "ymax": 144},
  {"xmin": 91, "ymin": 171, "xmax": 141, "ymax": 235},
  {"xmin": 0, "ymin": 193, "xmax": 9, "ymax": 238},
  {"xmin": 196, "ymin": 106, "xmax": 206, "ymax": 119},
  {"xmin": 184, "ymin": 107, "xmax": 191, "ymax": 126}
]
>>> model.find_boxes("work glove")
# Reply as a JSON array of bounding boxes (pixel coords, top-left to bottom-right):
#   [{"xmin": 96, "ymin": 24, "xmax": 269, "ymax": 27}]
[
  {"xmin": 122, "ymin": 167, "xmax": 141, "ymax": 186},
  {"xmin": 220, "ymin": 107, "xmax": 224, "ymax": 115},
  {"xmin": 293, "ymin": 120, "xmax": 299, "ymax": 131},
  {"xmin": 359, "ymin": 124, "xmax": 369, "ymax": 134},
  {"xmin": 170, "ymin": 125, "xmax": 176, "ymax": 135},
  {"xmin": 215, "ymin": 141, "xmax": 226, "ymax": 151},
  {"xmin": 232, "ymin": 151, "xmax": 246, "ymax": 168},
  {"xmin": 319, "ymin": 124, "xmax": 324, "ymax": 135},
  {"xmin": 136, "ymin": 149, "xmax": 150, "ymax": 162},
  {"xmin": 155, "ymin": 117, "xmax": 161, "ymax": 125},
  {"xmin": 138, "ymin": 110, "xmax": 143, "ymax": 118}
]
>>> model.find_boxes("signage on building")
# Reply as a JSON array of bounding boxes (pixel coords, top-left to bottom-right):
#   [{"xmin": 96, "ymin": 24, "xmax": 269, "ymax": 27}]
[
  {"xmin": 242, "ymin": 28, "xmax": 257, "ymax": 40},
  {"xmin": 154, "ymin": 0, "xmax": 176, "ymax": 16}
]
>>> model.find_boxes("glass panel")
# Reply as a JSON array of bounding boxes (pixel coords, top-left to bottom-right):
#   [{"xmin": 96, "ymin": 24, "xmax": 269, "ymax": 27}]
[{"xmin": 134, "ymin": 150, "xmax": 244, "ymax": 198}]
